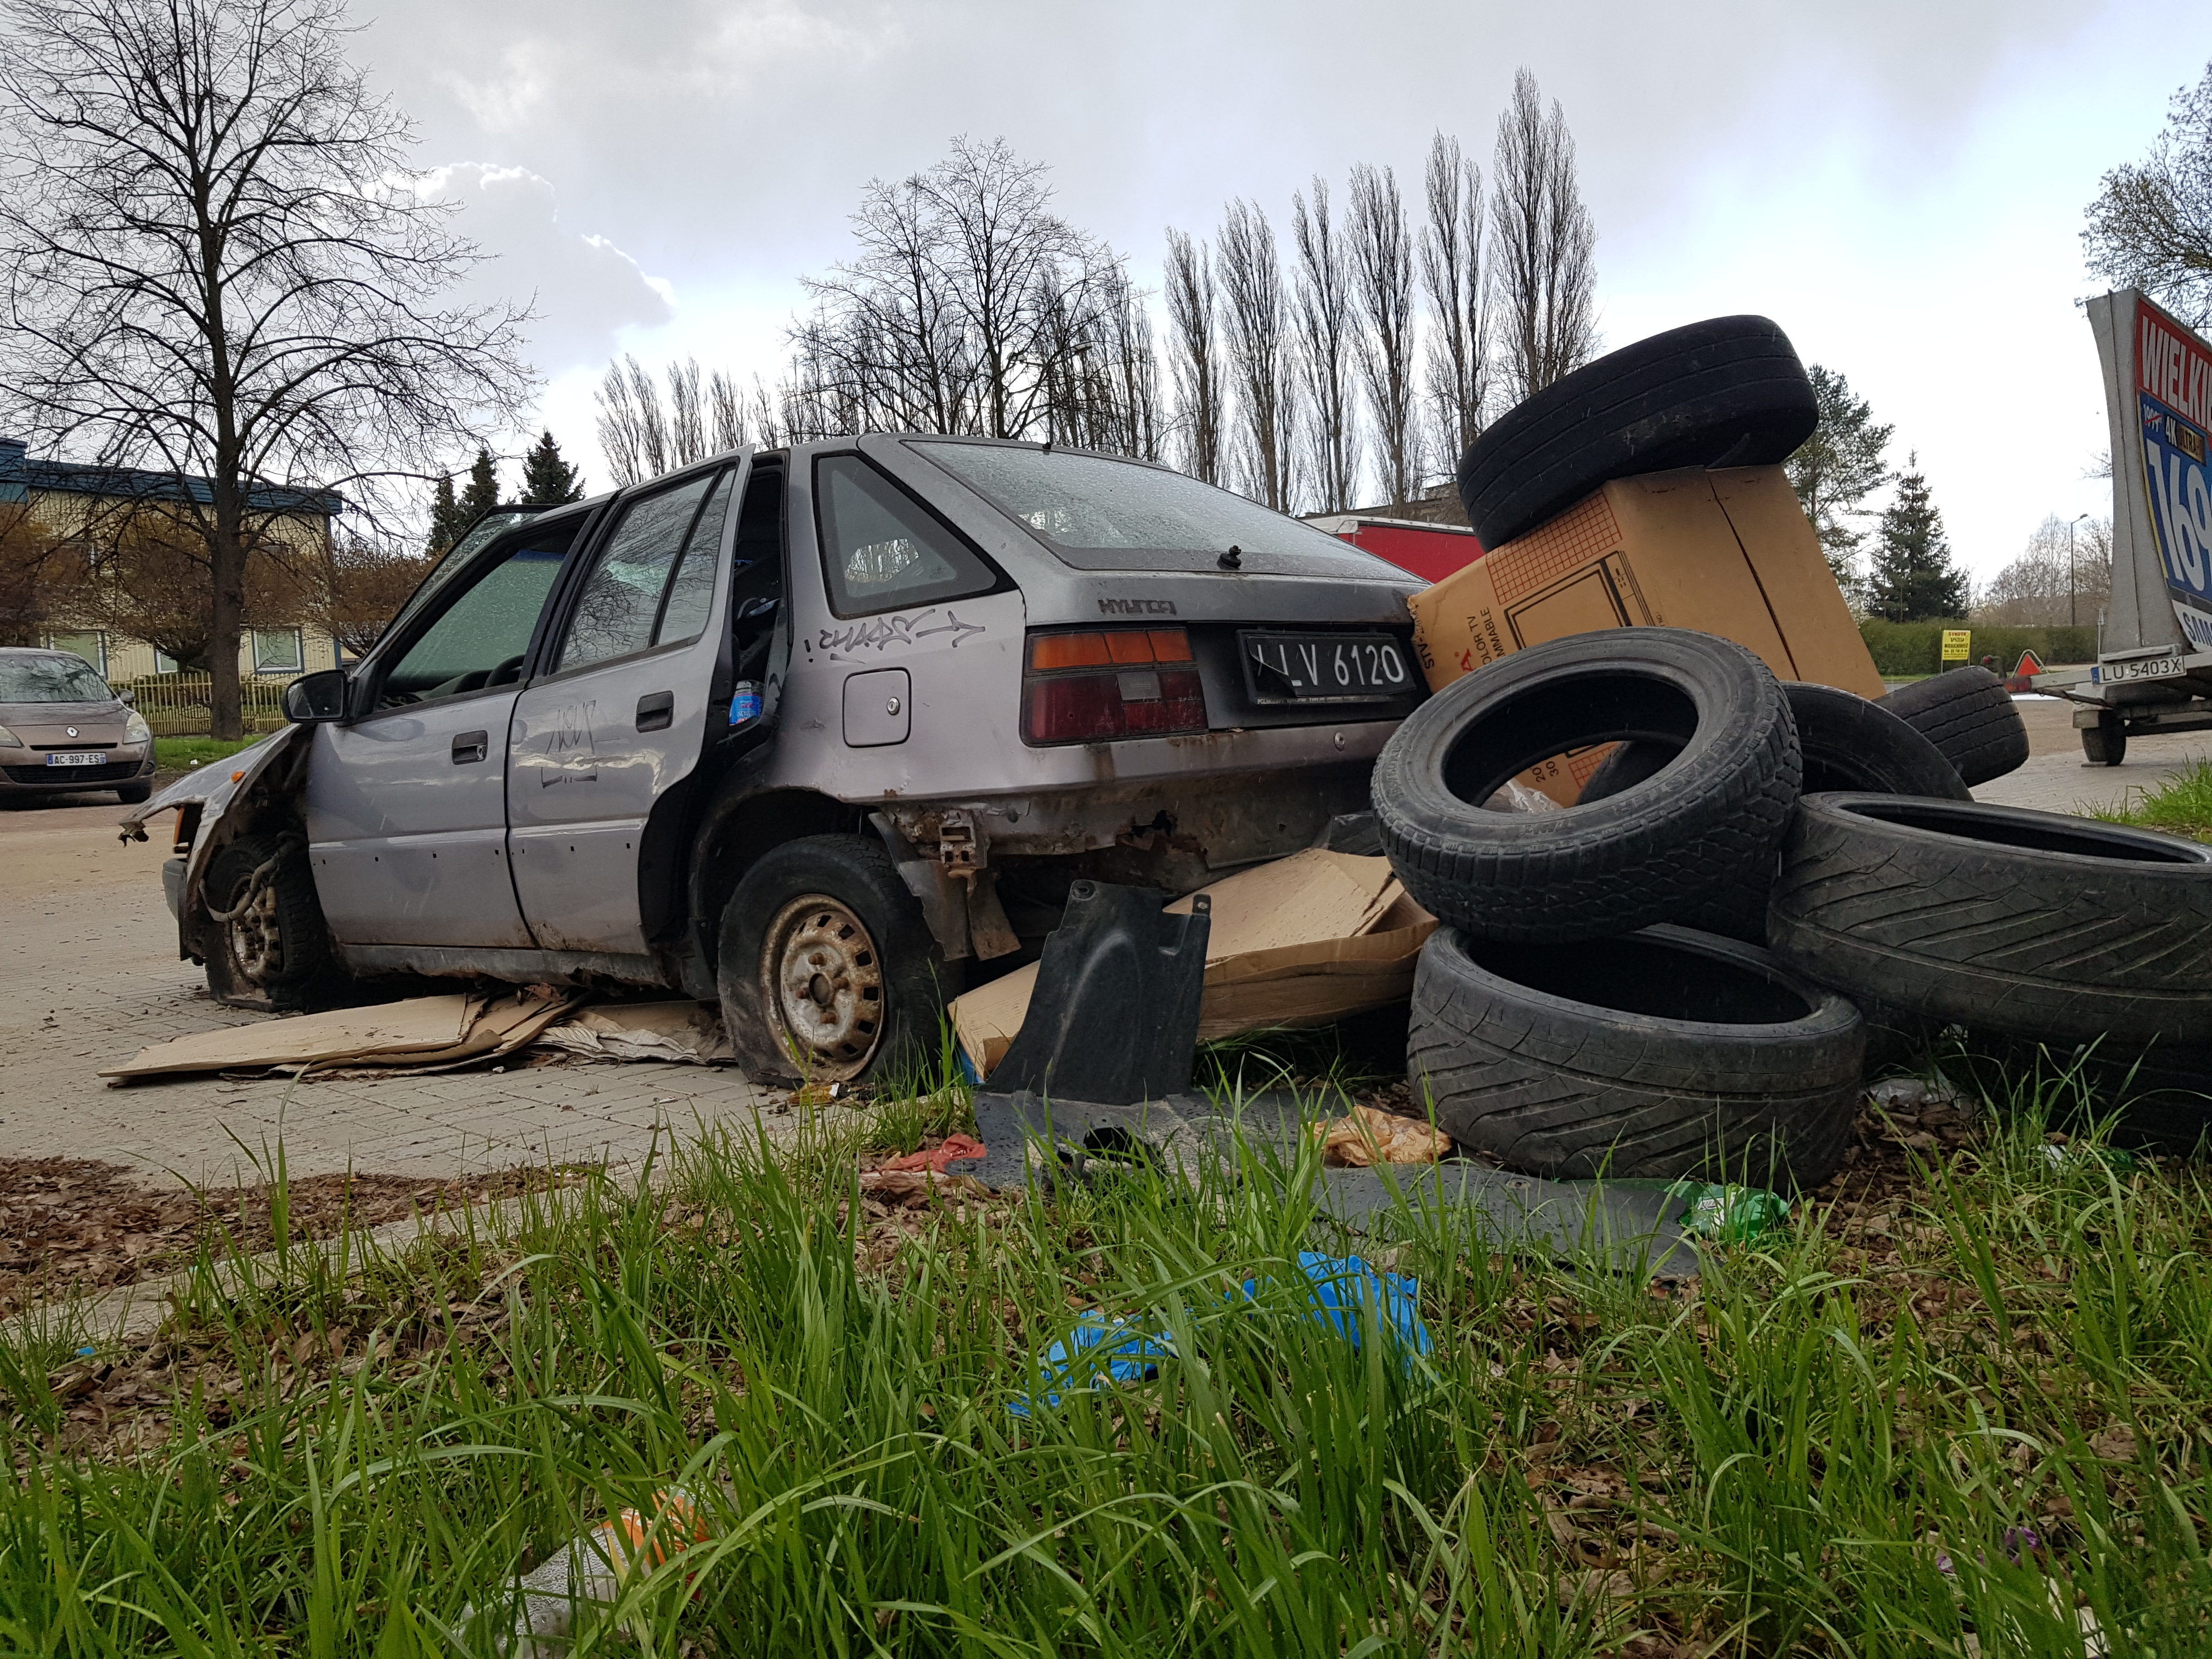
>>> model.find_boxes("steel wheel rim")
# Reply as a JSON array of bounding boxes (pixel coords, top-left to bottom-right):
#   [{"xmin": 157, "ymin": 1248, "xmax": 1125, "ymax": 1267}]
[
  {"xmin": 227, "ymin": 883, "xmax": 282, "ymax": 985},
  {"xmin": 761, "ymin": 893, "xmax": 885, "ymax": 1081}
]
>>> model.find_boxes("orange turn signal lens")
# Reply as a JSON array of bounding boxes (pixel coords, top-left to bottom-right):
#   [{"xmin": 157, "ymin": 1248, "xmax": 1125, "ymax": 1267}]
[
  {"xmin": 1147, "ymin": 628, "xmax": 1193, "ymax": 663},
  {"xmin": 1028, "ymin": 632, "xmax": 1113, "ymax": 670}
]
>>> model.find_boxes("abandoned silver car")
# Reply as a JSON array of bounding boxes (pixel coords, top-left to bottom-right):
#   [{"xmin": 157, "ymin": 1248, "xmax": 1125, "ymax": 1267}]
[{"xmin": 126, "ymin": 437, "xmax": 1425, "ymax": 1080}]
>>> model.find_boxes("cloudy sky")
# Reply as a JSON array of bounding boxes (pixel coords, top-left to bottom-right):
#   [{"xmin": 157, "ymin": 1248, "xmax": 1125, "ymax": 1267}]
[{"xmin": 353, "ymin": 0, "xmax": 2211, "ymax": 584}]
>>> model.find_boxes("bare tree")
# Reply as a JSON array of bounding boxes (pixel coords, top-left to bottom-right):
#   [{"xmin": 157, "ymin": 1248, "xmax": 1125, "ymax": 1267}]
[
  {"xmin": 1164, "ymin": 228, "xmax": 1225, "ymax": 484},
  {"xmin": 796, "ymin": 137, "xmax": 1133, "ymax": 446},
  {"xmin": 1293, "ymin": 179, "xmax": 1359, "ymax": 514},
  {"xmin": 1218, "ymin": 199, "xmax": 1299, "ymax": 511},
  {"xmin": 1975, "ymin": 515, "xmax": 2113, "ymax": 628},
  {"xmin": 667, "ymin": 357, "xmax": 708, "ymax": 467},
  {"xmin": 0, "ymin": 0, "xmax": 533, "ymax": 737},
  {"xmin": 2084, "ymin": 63, "xmax": 2212, "ymax": 328},
  {"xmin": 1421, "ymin": 132, "xmax": 1493, "ymax": 472},
  {"xmin": 312, "ymin": 532, "xmax": 432, "ymax": 657},
  {"xmin": 708, "ymin": 370, "xmax": 743, "ymax": 452},
  {"xmin": 594, "ymin": 360, "xmax": 646, "ymax": 487},
  {"xmin": 1491, "ymin": 67, "xmax": 1598, "ymax": 406},
  {"xmin": 1349, "ymin": 164, "xmax": 1418, "ymax": 511}
]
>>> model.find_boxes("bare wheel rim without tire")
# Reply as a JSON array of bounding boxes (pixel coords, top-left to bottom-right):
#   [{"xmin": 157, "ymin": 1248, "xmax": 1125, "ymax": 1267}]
[
  {"xmin": 760, "ymin": 893, "xmax": 887, "ymax": 1081},
  {"xmin": 224, "ymin": 881, "xmax": 284, "ymax": 985}
]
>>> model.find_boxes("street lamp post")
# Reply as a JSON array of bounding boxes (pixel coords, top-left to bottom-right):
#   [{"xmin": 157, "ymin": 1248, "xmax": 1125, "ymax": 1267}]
[{"xmin": 2069, "ymin": 512, "xmax": 2089, "ymax": 628}]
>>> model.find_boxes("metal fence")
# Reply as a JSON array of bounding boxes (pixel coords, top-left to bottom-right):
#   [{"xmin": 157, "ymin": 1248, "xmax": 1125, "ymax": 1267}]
[{"xmin": 121, "ymin": 673, "xmax": 293, "ymax": 736}]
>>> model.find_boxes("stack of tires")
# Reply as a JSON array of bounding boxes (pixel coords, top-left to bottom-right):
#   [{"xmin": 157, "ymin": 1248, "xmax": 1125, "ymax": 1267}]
[{"xmin": 1374, "ymin": 627, "xmax": 2212, "ymax": 1187}]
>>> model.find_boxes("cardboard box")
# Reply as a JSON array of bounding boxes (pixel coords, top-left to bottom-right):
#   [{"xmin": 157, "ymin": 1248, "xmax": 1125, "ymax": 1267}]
[
  {"xmin": 949, "ymin": 850, "xmax": 1438, "ymax": 1079},
  {"xmin": 1408, "ymin": 465, "xmax": 1884, "ymax": 800}
]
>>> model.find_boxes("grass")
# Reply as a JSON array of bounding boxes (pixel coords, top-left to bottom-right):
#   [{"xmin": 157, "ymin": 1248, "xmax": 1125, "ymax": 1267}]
[
  {"xmin": 2, "ymin": 1057, "xmax": 2208, "ymax": 1656},
  {"xmin": 154, "ymin": 734, "xmax": 268, "ymax": 773},
  {"xmin": 2090, "ymin": 758, "xmax": 2212, "ymax": 842}
]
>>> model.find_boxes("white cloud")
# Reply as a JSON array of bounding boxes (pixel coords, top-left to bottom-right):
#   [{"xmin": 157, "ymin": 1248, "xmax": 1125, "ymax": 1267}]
[{"xmin": 419, "ymin": 162, "xmax": 675, "ymax": 381}]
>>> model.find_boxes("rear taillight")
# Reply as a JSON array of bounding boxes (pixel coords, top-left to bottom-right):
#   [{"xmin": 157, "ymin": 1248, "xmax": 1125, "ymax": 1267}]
[{"xmin": 1022, "ymin": 628, "xmax": 1207, "ymax": 744}]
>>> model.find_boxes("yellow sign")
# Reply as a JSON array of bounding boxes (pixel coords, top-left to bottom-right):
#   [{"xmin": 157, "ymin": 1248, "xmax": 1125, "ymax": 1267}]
[{"xmin": 1940, "ymin": 629, "xmax": 1972, "ymax": 662}]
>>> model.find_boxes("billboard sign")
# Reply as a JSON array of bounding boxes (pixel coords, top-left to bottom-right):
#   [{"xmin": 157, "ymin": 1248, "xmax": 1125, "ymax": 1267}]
[{"xmin": 2093, "ymin": 291, "xmax": 2212, "ymax": 654}]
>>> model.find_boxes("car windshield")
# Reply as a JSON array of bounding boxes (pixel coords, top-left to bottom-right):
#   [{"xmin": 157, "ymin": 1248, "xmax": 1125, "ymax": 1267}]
[
  {"xmin": 0, "ymin": 656, "xmax": 113, "ymax": 702},
  {"xmin": 910, "ymin": 441, "xmax": 1396, "ymax": 575}
]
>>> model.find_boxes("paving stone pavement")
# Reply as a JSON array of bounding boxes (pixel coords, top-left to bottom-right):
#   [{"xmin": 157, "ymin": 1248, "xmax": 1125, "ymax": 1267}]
[
  {"xmin": 1974, "ymin": 695, "xmax": 2212, "ymax": 816},
  {"xmin": 0, "ymin": 798, "xmax": 802, "ymax": 1190}
]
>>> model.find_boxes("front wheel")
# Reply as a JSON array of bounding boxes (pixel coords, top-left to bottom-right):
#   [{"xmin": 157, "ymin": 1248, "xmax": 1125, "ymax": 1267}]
[
  {"xmin": 201, "ymin": 833, "xmax": 335, "ymax": 1010},
  {"xmin": 717, "ymin": 834, "xmax": 963, "ymax": 1085}
]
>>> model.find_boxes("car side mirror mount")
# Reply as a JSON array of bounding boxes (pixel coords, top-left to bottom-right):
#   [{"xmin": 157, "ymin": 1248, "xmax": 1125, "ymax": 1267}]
[
  {"xmin": 283, "ymin": 668, "xmax": 348, "ymax": 724},
  {"xmin": 116, "ymin": 688, "xmax": 136, "ymax": 707}
]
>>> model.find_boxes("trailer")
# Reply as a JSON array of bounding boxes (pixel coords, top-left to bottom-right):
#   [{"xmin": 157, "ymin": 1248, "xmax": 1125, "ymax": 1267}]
[{"xmin": 2038, "ymin": 290, "xmax": 2212, "ymax": 764}]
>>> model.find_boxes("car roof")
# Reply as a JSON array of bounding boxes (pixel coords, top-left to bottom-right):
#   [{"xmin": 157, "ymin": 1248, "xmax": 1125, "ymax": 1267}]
[{"xmin": 0, "ymin": 646, "xmax": 85, "ymax": 659}]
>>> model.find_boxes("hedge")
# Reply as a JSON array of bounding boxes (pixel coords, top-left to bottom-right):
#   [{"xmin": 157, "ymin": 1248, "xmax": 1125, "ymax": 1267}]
[{"xmin": 1858, "ymin": 619, "xmax": 2098, "ymax": 678}]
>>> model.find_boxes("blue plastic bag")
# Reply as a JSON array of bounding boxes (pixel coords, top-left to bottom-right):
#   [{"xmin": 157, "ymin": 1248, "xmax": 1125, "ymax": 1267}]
[{"xmin": 1011, "ymin": 1253, "xmax": 1430, "ymax": 1417}]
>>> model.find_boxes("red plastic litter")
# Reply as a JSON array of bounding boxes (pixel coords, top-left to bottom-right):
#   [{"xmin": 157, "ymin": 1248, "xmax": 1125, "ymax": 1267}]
[{"xmin": 882, "ymin": 1133, "xmax": 988, "ymax": 1173}]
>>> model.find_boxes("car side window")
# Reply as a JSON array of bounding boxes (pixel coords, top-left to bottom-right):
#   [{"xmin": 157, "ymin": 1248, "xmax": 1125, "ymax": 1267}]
[
  {"xmin": 555, "ymin": 469, "xmax": 731, "ymax": 673},
  {"xmin": 815, "ymin": 455, "xmax": 1002, "ymax": 618},
  {"xmin": 377, "ymin": 522, "xmax": 579, "ymax": 709}
]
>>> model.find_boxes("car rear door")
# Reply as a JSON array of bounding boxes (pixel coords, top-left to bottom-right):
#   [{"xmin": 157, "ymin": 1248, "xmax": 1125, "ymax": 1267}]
[
  {"xmin": 505, "ymin": 456, "xmax": 746, "ymax": 955},
  {"xmin": 305, "ymin": 514, "xmax": 585, "ymax": 947}
]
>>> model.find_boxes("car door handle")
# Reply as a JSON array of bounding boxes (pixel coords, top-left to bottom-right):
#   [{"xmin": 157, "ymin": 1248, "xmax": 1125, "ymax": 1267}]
[
  {"xmin": 452, "ymin": 730, "xmax": 488, "ymax": 764},
  {"xmin": 635, "ymin": 691, "xmax": 674, "ymax": 732}
]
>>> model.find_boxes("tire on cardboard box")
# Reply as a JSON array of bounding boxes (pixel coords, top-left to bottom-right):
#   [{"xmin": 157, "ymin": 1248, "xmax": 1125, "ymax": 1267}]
[
  {"xmin": 1372, "ymin": 629, "xmax": 1800, "ymax": 944},
  {"xmin": 1408, "ymin": 923, "xmax": 1863, "ymax": 1187},
  {"xmin": 1455, "ymin": 314, "xmax": 1819, "ymax": 551},
  {"xmin": 1768, "ymin": 794, "xmax": 2212, "ymax": 1048},
  {"xmin": 1876, "ymin": 667, "xmax": 2029, "ymax": 786}
]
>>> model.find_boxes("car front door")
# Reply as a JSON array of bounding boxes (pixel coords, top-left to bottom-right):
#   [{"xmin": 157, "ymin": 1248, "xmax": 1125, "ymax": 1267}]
[
  {"xmin": 506, "ymin": 457, "xmax": 746, "ymax": 956},
  {"xmin": 304, "ymin": 515, "xmax": 583, "ymax": 947}
]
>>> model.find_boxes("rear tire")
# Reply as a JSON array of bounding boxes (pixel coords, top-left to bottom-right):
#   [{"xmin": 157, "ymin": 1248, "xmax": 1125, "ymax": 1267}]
[
  {"xmin": 201, "ymin": 833, "xmax": 334, "ymax": 1011},
  {"xmin": 718, "ymin": 834, "xmax": 962, "ymax": 1085},
  {"xmin": 1409, "ymin": 924, "xmax": 1863, "ymax": 1187},
  {"xmin": 1876, "ymin": 667, "xmax": 2028, "ymax": 785}
]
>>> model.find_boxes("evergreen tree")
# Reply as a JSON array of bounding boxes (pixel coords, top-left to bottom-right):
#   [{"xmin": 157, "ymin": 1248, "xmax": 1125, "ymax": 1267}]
[
  {"xmin": 1867, "ymin": 456, "xmax": 1970, "ymax": 622},
  {"xmin": 457, "ymin": 445, "xmax": 501, "ymax": 527},
  {"xmin": 1786, "ymin": 364, "xmax": 1892, "ymax": 600},
  {"xmin": 425, "ymin": 473, "xmax": 464, "ymax": 553},
  {"xmin": 519, "ymin": 429, "xmax": 584, "ymax": 504}
]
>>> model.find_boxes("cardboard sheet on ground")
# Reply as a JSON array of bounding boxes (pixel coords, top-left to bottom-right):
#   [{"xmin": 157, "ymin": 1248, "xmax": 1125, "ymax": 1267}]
[
  {"xmin": 101, "ymin": 988, "xmax": 585, "ymax": 1081},
  {"xmin": 950, "ymin": 850, "xmax": 1437, "ymax": 1080},
  {"xmin": 529, "ymin": 1002, "xmax": 731, "ymax": 1065}
]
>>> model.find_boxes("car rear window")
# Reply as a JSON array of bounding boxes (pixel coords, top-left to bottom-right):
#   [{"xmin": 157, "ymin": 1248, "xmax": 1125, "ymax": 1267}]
[
  {"xmin": 910, "ymin": 441, "xmax": 1400, "ymax": 578},
  {"xmin": 0, "ymin": 655, "xmax": 112, "ymax": 702}
]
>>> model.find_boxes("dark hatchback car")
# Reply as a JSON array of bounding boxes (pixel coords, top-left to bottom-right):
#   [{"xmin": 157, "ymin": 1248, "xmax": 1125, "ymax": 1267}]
[{"xmin": 0, "ymin": 646, "xmax": 157, "ymax": 804}]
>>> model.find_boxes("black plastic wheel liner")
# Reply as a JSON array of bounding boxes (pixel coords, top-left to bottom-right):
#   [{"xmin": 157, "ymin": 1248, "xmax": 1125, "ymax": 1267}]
[
  {"xmin": 990, "ymin": 881, "xmax": 1211, "ymax": 1105},
  {"xmin": 1456, "ymin": 315, "xmax": 1818, "ymax": 550}
]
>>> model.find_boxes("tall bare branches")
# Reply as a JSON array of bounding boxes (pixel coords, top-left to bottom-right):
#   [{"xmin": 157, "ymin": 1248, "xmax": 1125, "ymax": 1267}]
[
  {"xmin": 789, "ymin": 136, "xmax": 1152, "ymax": 452},
  {"xmin": 1164, "ymin": 229, "xmax": 1224, "ymax": 484},
  {"xmin": 1218, "ymin": 199, "xmax": 1298, "ymax": 512},
  {"xmin": 2083, "ymin": 63, "xmax": 2212, "ymax": 329},
  {"xmin": 1421, "ymin": 132, "xmax": 1492, "ymax": 471},
  {"xmin": 1491, "ymin": 68, "xmax": 1598, "ymax": 405},
  {"xmin": 1349, "ymin": 165, "xmax": 1417, "ymax": 511},
  {"xmin": 1293, "ymin": 179, "xmax": 1359, "ymax": 514},
  {"xmin": 0, "ymin": 0, "xmax": 533, "ymax": 736}
]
